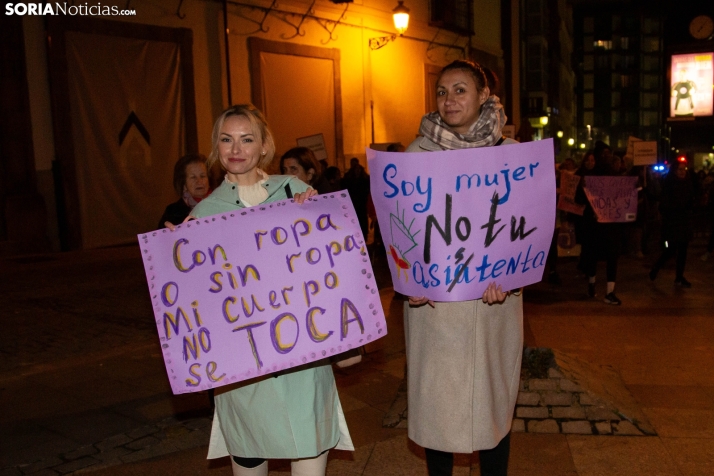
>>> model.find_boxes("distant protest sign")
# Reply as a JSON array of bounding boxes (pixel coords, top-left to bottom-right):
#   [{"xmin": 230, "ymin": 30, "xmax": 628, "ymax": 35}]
[
  {"xmin": 138, "ymin": 194, "xmax": 386, "ymax": 395},
  {"xmin": 557, "ymin": 172, "xmax": 585, "ymax": 215},
  {"xmin": 583, "ymin": 176, "xmax": 638, "ymax": 223},
  {"xmin": 633, "ymin": 141, "xmax": 658, "ymax": 165},
  {"xmin": 367, "ymin": 139, "xmax": 556, "ymax": 301}
]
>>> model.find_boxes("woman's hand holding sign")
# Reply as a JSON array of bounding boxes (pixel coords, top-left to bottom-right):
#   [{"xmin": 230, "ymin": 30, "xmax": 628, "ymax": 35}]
[
  {"xmin": 293, "ymin": 188, "xmax": 317, "ymax": 203},
  {"xmin": 481, "ymin": 282, "xmax": 508, "ymax": 304},
  {"xmin": 408, "ymin": 281, "xmax": 507, "ymax": 309}
]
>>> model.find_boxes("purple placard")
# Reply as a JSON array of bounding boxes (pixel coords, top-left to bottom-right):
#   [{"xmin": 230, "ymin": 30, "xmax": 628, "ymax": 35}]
[
  {"xmin": 367, "ymin": 139, "xmax": 556, "ymax": 301},
  {"xmin": 559, "ymin": 171, "xmax": 580, "ymax": 200},
  {"xmin": 583, "ymin": 176, "xmax": 638, "ymax": 223},
  {"xmin": 557, "ymin": 172, "xmax": 585, "ymax": 215},
  {"xmin": 138, "ymin": 193, "xmax": 387, "ymax": 395}
]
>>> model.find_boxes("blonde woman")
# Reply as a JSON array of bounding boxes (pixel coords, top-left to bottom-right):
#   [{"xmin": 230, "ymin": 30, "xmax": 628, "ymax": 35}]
[{"xmin": 190, "ymin": 105, "xmax": 352, "ymax": 476}]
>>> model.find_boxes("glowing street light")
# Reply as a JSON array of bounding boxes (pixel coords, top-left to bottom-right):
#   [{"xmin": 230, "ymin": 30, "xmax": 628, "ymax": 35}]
[{"xmin": 392, "ymin": 1, "xmax": 410, "ymax": 35}]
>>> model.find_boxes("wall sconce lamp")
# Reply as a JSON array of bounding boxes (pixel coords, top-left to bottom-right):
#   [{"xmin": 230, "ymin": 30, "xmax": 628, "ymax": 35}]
[
  {"xmin": 539, "ymin": 116, "xmax": 549, "ymax": 126},
  {"xmin": 369, "ymin": 1, "xmax": 410, "ymax": 50},
  {"xmin": 556, "ymin": 130, "xmax": 564, "ymax": 138},
  {"xmin": 567, "ymin": 138, "xmax": 575, "ymax": 146}
]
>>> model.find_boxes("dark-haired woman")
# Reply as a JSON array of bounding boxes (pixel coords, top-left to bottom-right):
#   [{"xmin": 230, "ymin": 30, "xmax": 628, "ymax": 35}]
[
  {"xmin": 158, "ymin": 154, "xmax": 210, "ymax": 228},
  {"xmin": 280, "ymin": 146, "xmax": 322, "ymax": 188},
  {"xmin": 404, "ymin": 60, "xmax": 521, "ymax": 476},
  {"xmin": 576, "ymin": 144, "xmax": 624, "ymax": 304}
]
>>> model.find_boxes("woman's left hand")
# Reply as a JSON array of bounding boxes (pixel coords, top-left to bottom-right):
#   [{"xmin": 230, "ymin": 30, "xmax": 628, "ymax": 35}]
[
  {"xmin": 482, "ymin": 282, "xmax": 508, "ymax": 304},
  {"xmin": 293, "ymin": 188, "xmax": 317, "ymax": 204}
]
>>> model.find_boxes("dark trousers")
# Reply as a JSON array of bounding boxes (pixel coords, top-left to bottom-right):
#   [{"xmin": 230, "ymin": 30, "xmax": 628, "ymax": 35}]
[
  {"xmin": 581, "ymin": 222, "xmax": 620, "ymax": 282},
  {"xmin": 424, "ymin": 433, "xmax": 510, "ymax": 476},
  {"xmin": 652, "ymin": 238, "xmax": 689, "ymax": 279}
]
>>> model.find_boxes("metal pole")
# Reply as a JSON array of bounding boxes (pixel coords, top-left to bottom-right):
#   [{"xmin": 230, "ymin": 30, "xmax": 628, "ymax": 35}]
[
  {"xmin": 223, "ymin": 0, "xmax": 232, "ymax": 106},
  {"xmin": 370, "ymin": 100, "xmax": 375, "ymax": 144}
]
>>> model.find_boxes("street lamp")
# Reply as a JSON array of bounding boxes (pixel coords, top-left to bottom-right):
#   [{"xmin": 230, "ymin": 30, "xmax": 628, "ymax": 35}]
[
  {"xmin": 392, "ymin": 1, "xmax": 410, "ymax": 35},
  {"xmin": 369, "ymin": 1, "xmax": 411, "ymax": 50}
]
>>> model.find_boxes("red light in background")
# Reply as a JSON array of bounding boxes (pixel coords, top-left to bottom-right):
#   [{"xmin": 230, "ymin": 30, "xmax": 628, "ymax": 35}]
[{"xmin": 677, "ymin": 155, "xmax": 687, "ymax": 163}]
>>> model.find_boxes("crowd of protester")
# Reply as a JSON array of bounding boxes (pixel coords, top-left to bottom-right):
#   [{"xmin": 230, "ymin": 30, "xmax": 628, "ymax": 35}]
[{"xmin": 554, "ymin": 142, "xmax": 714, "ymax": 300}]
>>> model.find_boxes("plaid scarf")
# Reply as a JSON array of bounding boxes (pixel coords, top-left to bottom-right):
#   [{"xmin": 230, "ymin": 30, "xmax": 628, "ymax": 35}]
[{"xmin": 418, "ymin": 96, "xmax": 507, "ymax": 150}]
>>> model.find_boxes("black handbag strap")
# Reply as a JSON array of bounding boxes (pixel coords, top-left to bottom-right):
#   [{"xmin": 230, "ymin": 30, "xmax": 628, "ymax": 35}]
[
  {"xmin": 285, "ymin": 183, "xmax": 293, "ymax": 198},
  {"xmin": 495, "ymin": 135, "xmax": 506, "ymax": 146}
]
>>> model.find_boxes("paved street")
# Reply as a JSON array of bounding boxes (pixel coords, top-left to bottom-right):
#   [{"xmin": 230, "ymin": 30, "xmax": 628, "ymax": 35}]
[{"xmin": 1, "ymin": 235, "xmax": 713, "ymax": 475}]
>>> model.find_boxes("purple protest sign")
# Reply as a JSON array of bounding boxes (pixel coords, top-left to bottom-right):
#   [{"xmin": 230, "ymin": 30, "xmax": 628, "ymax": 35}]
[
  {"xmin": 557, "ymin": 172, "xmax": 585, "ymax": 215},
  {"xmin": 583, "ymin": 176, "xmax": 638, "ymax": 223},
  {"xmin": 138, "ymin": 193, "xmax": 386, "ymax": 395},
  {"xmin": 367, "ymin": 139, "xmax": 556, "ymax": 301}
]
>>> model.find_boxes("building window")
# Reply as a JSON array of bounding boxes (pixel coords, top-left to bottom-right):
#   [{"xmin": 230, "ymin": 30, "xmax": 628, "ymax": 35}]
[
  {"xmin": 584, "ymin": 92, "xmax": 594, "ymax": 108},
  {"xmin": 643, "ymin": 37, "xmax": 660, "ymax": 53},
  {"xmin": 611, "ymin": 110, "xmax": 620, "ymax": 126},
  {"xmin": 594, "ymin": 40, "xmax": 612, "ymax": 50},
  {"xmin": 643, "ymin": 74, "xmax": 659, "ymax": 90},
  {"xmin": 583, "ymin": 74, "xmax": 594, "ymax": 89},
  {"xmin": 643, "ymin": 55, "xmax": 659, "ymax": 71},
  {"xmin": 620, "ymin": 37, "xmax": 629, "ymax": 50},
  {"xmin": 584, "ymin": 17, "xmax": 594, "ymax": 34},
  {"xmin": 612, "ymin": 15, "xmax": 621, "ymax": 30},
  {"xmin": 430, "ymin": 0, "xmax": 472, "ymax": 35},
  {"xmin": 612, "ymin": 91, "xmax": 621, "ymax": 107},
  {"xmin": 642, "ymin": 93, "xmax": 658, "ymax": 108},
  {"xmin": 595, "ymin": 55, "xmax": 610, "ymax": 68},
  {"xmin": 625, "ymin": 111, "xmax": 637, "ymax": 125},
  {"xmin": 641, "ymin": 111, "xmax": 659, "ymax": 126},
  {"xmin": 583, "ymin": 55, "xmax": 594, "ymax": 71},
  {"xmin": 643, "ymin": 18, "xmax": 660, "ymax": 34},
  {"xmin": 584, "ymin": 111, "xmax": 594, "ymax": 126},
  {"xmin": 611, "ymin": 74, "xmax": 620, "ymax": 88}
]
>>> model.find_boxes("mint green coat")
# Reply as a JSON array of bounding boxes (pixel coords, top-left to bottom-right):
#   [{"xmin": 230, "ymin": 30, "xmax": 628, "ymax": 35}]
[{"xmin": 193, "ymin": 176, "xmax": 346, "ymax": 458}]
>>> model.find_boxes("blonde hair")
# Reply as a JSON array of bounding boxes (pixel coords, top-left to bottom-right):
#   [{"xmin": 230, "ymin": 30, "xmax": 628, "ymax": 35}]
[{"xmin": 207, "ymin": 104, "xmax": 276, "ymax": 171}]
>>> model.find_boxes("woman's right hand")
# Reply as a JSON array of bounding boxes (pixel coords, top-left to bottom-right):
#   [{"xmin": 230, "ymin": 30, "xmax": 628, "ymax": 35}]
[
  {"xmin": 482, "ymin": 282, "xmax": 508, "ymax": 304},
  {"xmin": 164, "ymin": 215, "xmax": 196, "ymax": 231},
  {"xmin": 408, "ymin": 296, "xmax": 434, "ymax": 308}
]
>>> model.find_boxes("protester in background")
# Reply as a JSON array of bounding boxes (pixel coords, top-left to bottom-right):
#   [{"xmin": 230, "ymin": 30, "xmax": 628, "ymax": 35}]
[
  {"xmin": 701, "ymin": 171, "xmax": 714, "ymax": 261},
  {"xmin": 322, "ymin": 166, "xmax": 343, "ymax": 193},
  {"xmin": 342, "ymin": 157, "xmax": 370, "ymax": 238},
  {"xmin": 318, "ymin": 158, "xmax": 329, "ymax": 177},
  {"xmin": 593, "ymin": 140, "xmax": 613, "ymax": 173},
  {"xmin": 279, "ymin": 146, "xmax": 327, "ymax": 192},
  {"xmin": 573, "ymin": 151, "xmax": 596, "ymax": 273},
  {"xmin": 576, "ymin": 143, "xmax": 624, "ymax": 305},
  {"xmin": 187, "ymin": 104, "xmax": 353, "ymax": 476},
  {"xmin": 403, "ymin": 60, "xmax": 521, "ymax": 476},
  {"xmin": 649, "ymin": 161, "xmax": 695, "ymax": 287},
  {"xmin": 560, "ymin": 157, "xmax": 576, "ymax": 172},
  {"xmin": 626, "ymin": 165, "xmax": 647, "ymax": 259},
  {"xmin": 158, "ymin": 154, "xmax": 210, "ymax": 228},
  {"xmin": 611, "ymin": 154, "xmax": 623, "ymax": 175}
]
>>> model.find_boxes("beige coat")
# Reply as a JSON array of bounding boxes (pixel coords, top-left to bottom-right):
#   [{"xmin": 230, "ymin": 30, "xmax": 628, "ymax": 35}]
[{"xmin": 404, "ymin": 136, "xmax": 523, "ymax": 453}]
